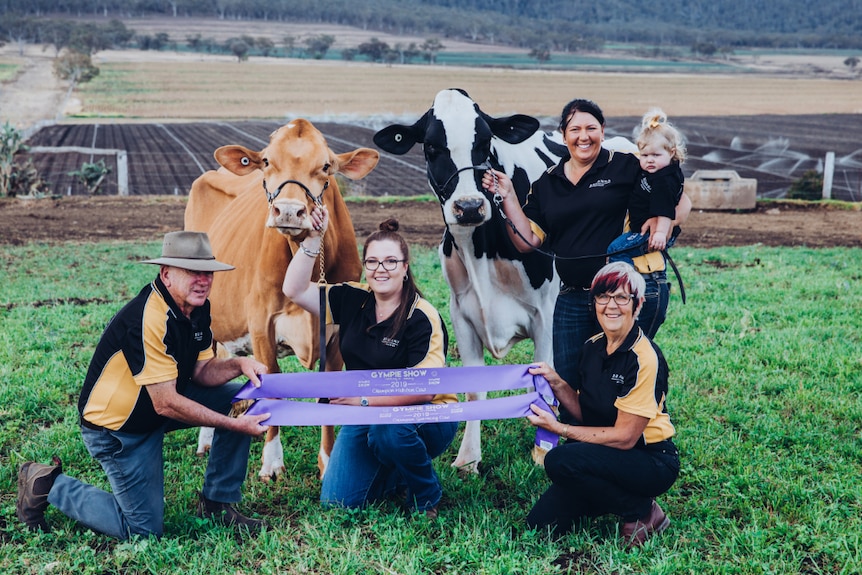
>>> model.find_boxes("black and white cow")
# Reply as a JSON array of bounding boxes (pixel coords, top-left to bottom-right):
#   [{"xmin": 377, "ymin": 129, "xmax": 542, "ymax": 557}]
[{"xmin": 373, "ymin": 89, "xmax": 567, "ymax": 472}]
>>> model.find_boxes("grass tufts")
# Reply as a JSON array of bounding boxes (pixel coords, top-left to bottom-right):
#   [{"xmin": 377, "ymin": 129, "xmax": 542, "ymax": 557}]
[{"xmin": 1, "ymin": 241, "xmax": 860, "ymax": 573}]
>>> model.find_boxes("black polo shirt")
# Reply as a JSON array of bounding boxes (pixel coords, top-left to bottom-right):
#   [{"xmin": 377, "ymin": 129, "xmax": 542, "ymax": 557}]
[
  {"xmin": 578, "ymin": 324, "xmax": 675, "ymax": 445},
  {"xmin": 326, "ymin": 282, "xmax": 456, "ymax": 404},
  {"xmin": 628, "ymin": 162, "xmax": 684, "ymax": 235},
  {"xmin": 522, "ymin": 149, "xmax": 641, "ymax": 289},
  {"xmin": 78, "ymin": 276, "xmax": 215, "ymax": 432}
]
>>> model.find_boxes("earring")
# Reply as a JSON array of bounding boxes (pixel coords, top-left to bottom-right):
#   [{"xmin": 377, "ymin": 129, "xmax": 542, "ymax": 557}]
[{"xmin": 403, "ymin": 272, "xmax": 409, "ymax": 282}]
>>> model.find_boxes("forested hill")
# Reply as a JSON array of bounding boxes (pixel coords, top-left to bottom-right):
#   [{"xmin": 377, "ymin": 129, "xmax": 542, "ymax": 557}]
[{"xmin": 1, "ymin": 0, "xmax": 860, "ymax": 50}]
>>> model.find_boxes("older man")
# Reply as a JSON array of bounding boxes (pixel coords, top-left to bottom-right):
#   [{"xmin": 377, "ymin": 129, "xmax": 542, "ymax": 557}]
[{"xmin": 17, "ymin": 231, "xmax": 270, "ymax": 539}]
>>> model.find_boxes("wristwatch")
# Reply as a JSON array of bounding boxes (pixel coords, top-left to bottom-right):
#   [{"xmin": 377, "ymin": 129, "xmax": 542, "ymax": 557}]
[{"xmin": 360, "ymin": 397, "xmax": 369, "ymax": 407}]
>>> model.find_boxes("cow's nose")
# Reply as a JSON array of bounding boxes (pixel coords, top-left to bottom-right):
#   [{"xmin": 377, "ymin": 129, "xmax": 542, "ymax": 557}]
[
  {"xmin": 453, "ymin": 197, "xmax": 486, "ymax": 225},
  {"xmin": 271, "ymin": 203, "xmax": 306, "ymax": 220},
  {"xmin": 267, "ymin": 200, "xmax": 309, "ymax": 232}
]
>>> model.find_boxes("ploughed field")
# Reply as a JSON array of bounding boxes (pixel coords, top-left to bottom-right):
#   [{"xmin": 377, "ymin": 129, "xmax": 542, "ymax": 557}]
[
  {"xmin": 6, "ymin": 115, "xmax": 860, "ymax": 250},
  {"xmin": 22, "ymin": 115, "xmax": 862, "ymax": 201}
]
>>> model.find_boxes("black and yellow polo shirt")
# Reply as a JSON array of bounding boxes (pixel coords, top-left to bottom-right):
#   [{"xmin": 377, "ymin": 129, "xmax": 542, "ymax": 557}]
[
  {"xmin": 78, "ymin": 276, "xmax": 215, "ymax": 433},
  {"xmin": 577, "ymin": 324, "xmax": 675, "ymax": 445},
  {"xmin": 326, "ymin": 282, "xmax": 456, "ymax": 405}
]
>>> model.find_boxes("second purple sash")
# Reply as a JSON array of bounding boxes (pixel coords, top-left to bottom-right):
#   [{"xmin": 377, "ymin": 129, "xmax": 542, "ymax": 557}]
[{"xmin": 234, "ymin": 364, "xmax": 560, "ymax": 451}]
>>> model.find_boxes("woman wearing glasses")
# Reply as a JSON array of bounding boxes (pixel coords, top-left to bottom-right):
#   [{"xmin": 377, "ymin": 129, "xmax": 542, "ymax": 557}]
[
  {"xmin": 523, "ymin": 262, "xmax": 679, "ymax": 548},
  {"xmin": 282, "ymin": 212, "xmax": 457, "ymax": 518}
]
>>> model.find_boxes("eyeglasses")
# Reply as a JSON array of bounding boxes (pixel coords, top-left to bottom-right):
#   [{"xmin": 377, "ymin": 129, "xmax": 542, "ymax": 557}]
[
  {"xmin": 594, "ymin": 293, "xmax": 634, "ymax": 306},
  {"xmin": 363, "ymin": 258, "xmax": 406, "ymax": 272}
]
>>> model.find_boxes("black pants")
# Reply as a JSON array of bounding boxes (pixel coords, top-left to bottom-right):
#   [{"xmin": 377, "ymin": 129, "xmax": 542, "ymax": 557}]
[{"xmin": 526, "ymin": 440, "xmax": 680, "ymax": 536}]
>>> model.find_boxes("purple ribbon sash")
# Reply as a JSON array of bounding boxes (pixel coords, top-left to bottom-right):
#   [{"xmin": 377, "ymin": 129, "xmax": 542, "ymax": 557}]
[{"xmin": 234, "ymin": 364, "xmax": 560, "ymax": 451}]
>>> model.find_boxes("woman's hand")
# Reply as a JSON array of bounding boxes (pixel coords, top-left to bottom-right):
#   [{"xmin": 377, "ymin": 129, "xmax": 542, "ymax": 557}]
[
  {"xmin": 528, "ymin": 362, "xmax": 569, "ymax": 397},
  {"xmin": 482, "ymin": 169, "xmax": 515, "ymax": 202},
  {"xmin": 526, "ymin": 403, "xmax": 560, "ymax": 432},
  {"xmin": 308, "ymin": 206, "xmax": 329, "ymax": 238},
  {"xmin": 528, "ymin": 361, "xmax": 581, "ymax": 421}
]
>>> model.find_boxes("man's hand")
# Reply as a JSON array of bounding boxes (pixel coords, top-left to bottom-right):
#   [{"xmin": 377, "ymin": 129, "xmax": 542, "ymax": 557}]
[
  {"xmin": 236, "ymin": 357, "xmax": 268, "ymax": 388},
  {"xmin": 235, "ymin": 412, "xmax": 271, "ymax": 437}
]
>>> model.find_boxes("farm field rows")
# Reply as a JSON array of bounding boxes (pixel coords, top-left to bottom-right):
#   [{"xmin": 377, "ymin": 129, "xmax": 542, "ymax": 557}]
[{"xmin": 23, "ymin": 115, "xmax": 862, "ymax": 201}]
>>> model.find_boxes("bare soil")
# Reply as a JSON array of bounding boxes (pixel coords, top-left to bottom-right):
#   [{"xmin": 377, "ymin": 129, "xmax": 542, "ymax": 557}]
[{"xmin": 0, "ymin": 195, "xmax": 858, "ymax": 249}]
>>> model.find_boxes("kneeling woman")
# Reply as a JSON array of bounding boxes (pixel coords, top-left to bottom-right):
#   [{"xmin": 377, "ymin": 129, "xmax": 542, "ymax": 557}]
[
  {"xmin": 282, "ymin": 211, "xmax": 457, "ymax": 518},
  {"xmin": 525, "ymin": 262, "xmax": 680, "ymax": 547}
]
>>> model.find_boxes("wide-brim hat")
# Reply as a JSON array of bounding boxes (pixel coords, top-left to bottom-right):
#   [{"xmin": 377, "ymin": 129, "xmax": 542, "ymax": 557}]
[{"xmin": 141, "ymin": 231, "xmax": 234, "ymax": 272}]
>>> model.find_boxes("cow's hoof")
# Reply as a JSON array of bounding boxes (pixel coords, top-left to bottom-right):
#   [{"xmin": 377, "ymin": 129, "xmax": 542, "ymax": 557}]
[
  {"xmin": 531, "ymin": 445, "xmax": 548, "ymax": 468},
  {"xmin": 452, "ymin": 460, "xmax": 480, "ymax": 476},
  {"xmin": 258, "ymin": 466, "xmax": 285, "ymax": 482}
]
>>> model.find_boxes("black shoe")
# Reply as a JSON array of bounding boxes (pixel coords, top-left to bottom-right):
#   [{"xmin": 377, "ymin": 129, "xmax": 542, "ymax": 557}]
[
  {"xmin": 196, "ymin": 494, "xmax": 265, "ymax": 532},
  {"xmin": 17, "ymin": 457, "xmax": 63, "ymax": 532}
]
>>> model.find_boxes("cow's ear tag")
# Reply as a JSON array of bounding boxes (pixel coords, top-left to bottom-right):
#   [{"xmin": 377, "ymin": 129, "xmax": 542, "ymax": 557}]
[
  {"xmin": 394, "ymin": 133, "xmax": 402, "ymax": 142},
  {"xmin": 241, "ymin": 156, "xmax": 250, "ymax": 166}
]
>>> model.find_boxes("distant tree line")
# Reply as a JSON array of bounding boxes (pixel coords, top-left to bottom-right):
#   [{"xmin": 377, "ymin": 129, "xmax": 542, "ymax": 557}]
[
  {"xmin": 1, "ymin": 0, "xmax": 860, "ymax": 51},
  {"xmin": 0, "ymin": 15, "xmax": 451, "ymax": 65}
]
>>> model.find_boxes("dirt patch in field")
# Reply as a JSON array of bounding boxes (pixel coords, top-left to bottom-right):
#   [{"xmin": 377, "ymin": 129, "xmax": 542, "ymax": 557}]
[{"xmin": 0, "ymin": 195, "xmax": 858, "ymax": 249}]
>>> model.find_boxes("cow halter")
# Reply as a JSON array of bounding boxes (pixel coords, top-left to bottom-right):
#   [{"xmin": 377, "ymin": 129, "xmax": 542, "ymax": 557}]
[
  {"xmin": 263, "ymin": 178, "xmax": 329, "ymax": 207},
  {"xmin": 429, "ymin": 161, "xmax": 498, "ymax": 199}
]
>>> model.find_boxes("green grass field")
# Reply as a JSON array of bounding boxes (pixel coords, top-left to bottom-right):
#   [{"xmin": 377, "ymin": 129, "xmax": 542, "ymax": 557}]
[
  {"xmin": 0, "ymin": 63, "xmax": 17, "ymax": 82},
  {"xmin": 1, "ymin": 240, "xmax": 860, "ymax": 574}
]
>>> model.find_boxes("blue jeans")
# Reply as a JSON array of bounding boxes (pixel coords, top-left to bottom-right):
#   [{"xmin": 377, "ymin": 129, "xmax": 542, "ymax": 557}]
[
  {"xmin": 526, "ymin": 440, "xmax": 680, "ymax": 536},
  {"xmin": 552, "ymin": 288, "xmax": 600, "ymax": 424},
  {"xmin": 607, "ymin": 231, "xmax": 676, "ymax": 268},
  {"xmin": 320, "ymin": 421, "xmax": 458, "ymax": 512},
  {"xmin": 638, "ymin": 271, "xmax": 670, "ymax": 339},
  {"xmin": 607, "ymin": 233, "xmax": 672, "ymax": 339},
  {"xmin": 48, "ymin": 381, "xmax": 251, "ymax": 539}
]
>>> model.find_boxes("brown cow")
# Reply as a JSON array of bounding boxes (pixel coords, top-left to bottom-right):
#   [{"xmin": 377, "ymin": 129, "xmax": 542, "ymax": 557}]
[{"xmin": 185, "ymin": 119, "xmax": 379, "ymax": 480}]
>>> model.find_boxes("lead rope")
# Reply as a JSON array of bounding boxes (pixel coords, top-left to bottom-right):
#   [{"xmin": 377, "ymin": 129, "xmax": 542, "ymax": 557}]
[{"xmin": 317, "ymin": 228, "xmax": 328, "ymax": 375}]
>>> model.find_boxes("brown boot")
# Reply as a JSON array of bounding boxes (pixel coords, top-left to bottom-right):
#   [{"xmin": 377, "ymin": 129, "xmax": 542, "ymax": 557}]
[
  {"xmin": 412, "ymin": 505, "xmax": 438, "ymax": 520},
  {"xmin": 196, "ymin": 494, "xmax": 265, "ymax": 532},
  {"xmin": 620, "ymin": 500, "xmax": 670, "ymax": 548},
  {"xmin": 17, "ymin": 457, "xmax": 63, "ymax": 532}
]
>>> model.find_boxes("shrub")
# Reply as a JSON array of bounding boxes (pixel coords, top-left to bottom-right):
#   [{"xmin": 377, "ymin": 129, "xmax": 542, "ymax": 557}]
[
  {"xmin": 786, "ymin": 169, "xmax": 823, "ymax": 200},
  {"xmin": 9, "ymin": 158, "xmax": 52, "ymax": 197},
  {"xmin": 68, "ymin": 160, "xmax": 111, "ymax": 195},
  {"xmin": 0, "ymin": 121, "xmax": 26, "ymax": 197}
]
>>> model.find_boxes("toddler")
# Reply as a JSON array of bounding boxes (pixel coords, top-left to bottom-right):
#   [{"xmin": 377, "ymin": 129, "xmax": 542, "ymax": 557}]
[{"xmin": 608, "ymin": 109, "xmax": 686, "ymax": 265}]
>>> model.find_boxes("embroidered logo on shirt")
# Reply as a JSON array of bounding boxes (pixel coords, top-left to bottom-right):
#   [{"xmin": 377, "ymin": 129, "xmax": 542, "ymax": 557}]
[
  {"xmin": 194, "ymin": 331, "xmax": 204, "ymax": 342},
  {"xmin": 589, "ymin": 179, "xmax": 611, "ymax": 188},
  {"xmin": 640, "ymin": 177, "xmax": 653, "ymax": 193},
  {"xmin": 610, "ymin": 373, "xmax": 626, "ymax": 386},
  {"xmin": 381, "ymin": 337, "xmax": 400, "ymax": 348}
]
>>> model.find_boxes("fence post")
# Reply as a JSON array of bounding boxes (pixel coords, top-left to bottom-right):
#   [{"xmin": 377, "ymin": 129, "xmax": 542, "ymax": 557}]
[
  {"xmin": 822, "ymin": 152, "xmax": 834, "ymax": 200},
  {"xmin": 117, "ymin": 151, "xmax": 129, "ymax": 196}
]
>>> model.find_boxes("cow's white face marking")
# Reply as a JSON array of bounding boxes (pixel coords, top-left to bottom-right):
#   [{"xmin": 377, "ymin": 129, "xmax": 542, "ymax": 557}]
[{"xmin": 432, "ymin": 91, "xmax": 493, "ymax": 229}]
